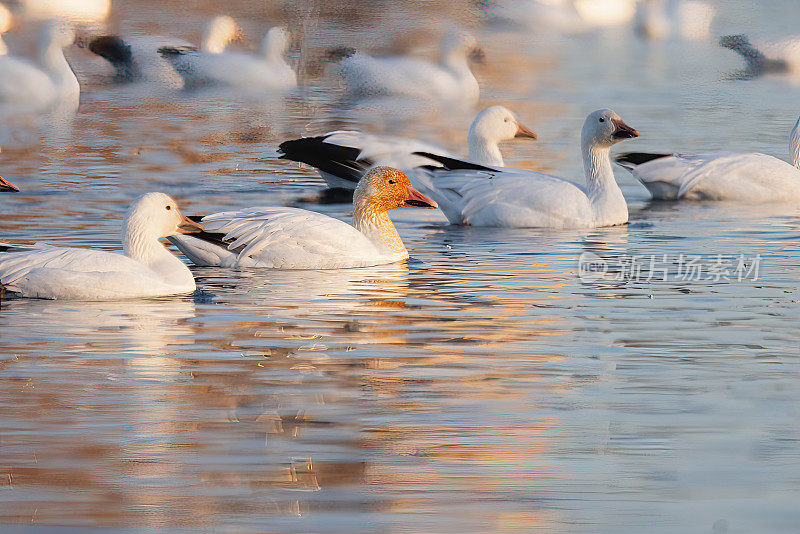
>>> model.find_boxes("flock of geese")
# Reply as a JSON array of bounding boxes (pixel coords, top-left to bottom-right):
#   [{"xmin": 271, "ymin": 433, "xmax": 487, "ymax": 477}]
[{"xmin": 0, "ymin": 1, "xmax": 798, "ymax": 301}]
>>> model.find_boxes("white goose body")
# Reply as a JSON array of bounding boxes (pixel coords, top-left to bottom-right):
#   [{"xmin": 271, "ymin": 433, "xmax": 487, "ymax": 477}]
[
  {"xmin": 169, "ymin": 167, "xmax": 438, "ymax": 270},
  {"xmin": 277, "ymin": 106, "xmax": 537, "ymax": 191},
  {"xmin": 0, "ymin": 193, "xmax": 201, "ymax": 300},
  {"xmin": 414, "ymin": 109, "xmax": 639, "ymax": 228},
  {"xmin": 159, "ymin": 27, "xmax": 296, "ymax": 91},
  {"xmin": 616, "ymin": 117, "xmax": 800, "ymax": 202},
  {"xmin": 635, "ymin": 0, "xmax": 715, "ymax": 41},
  {"xmin": 88, "ymin": 16, "xmax": 241, "ymax": 85},
  {"xmin": 338, "ymin": 30, "xmax": 480, "ymax": 103},
  {"xmin": 0, "ymin": 21, "xmax": 79, "ymax": 112}
]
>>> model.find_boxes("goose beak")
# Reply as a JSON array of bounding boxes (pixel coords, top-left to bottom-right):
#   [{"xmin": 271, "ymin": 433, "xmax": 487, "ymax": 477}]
[
  {"xmin": 405, "ymin": 186, "xmax": 438, "ymax": 209},
  {"xmin": 611, "ymin": 118, "xmax": 639, "ymax": 139},
  {"xmin": 0, "ymin": 176, "xmax": 19, "ymax": 192},
  {"xmin": 177, "ymin": 212, "xmax": 203, "ymax": 234},
  {"xmin": 514, "ymin": 121, "xmax": 538, "ymax": 140}
]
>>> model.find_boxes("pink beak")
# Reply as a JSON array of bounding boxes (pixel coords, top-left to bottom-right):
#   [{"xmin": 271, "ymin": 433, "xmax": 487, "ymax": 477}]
[
  {"xmin": 404, "ymin": 186, "xmax": 438, "ymax": 209},
  {"xmin": 0, "ymin": 176, "xmax": 19, "ymax": 193}
]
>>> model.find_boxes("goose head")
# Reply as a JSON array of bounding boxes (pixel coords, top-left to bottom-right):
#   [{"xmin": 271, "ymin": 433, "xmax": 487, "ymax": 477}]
[
  {"xmin": 440, "ymin": 30, "xmax": 482, "ymax": 66},
  {"xmin": 354, "ymin": 167, "xmax": 437, "ymax": 213},
  {"xmin": 582, "ymin": 109, "xmax": 639, "ymax": 149},
  {"xmin": 470, "ymin": 106, "xmax": 537, "ymax": 144},
  {"xmin": 0, "ymin": 176, "xmax": 19, "ymax": 192},
  {"xmin": 122, "ymin": 192, "xmax": 203, "ymax": 243},
  {"xmin": 262, "ymin": 26, "xmax": 290, "ymax": 60},
  {"xmin": 202, "ymin": 15, "xmax": 243, "ymax": 54}
]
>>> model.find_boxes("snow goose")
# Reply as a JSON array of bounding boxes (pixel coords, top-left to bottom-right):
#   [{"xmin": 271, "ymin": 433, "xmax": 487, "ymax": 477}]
[
  {"xmin": 0, "ymin": 193, "xmax": 203, "ymax": 300},
  {"xmin": 634, "ymin": 0, "xmax": 714, "ymax": 40},
  {"xmin": 168, "ymin": 167, "xmax": 438, "ymax": 269},
  {"xmin": 615, "ymin": 117, "xmax": 800, "ymax": 202},
  {"xmin": 0, "ymin": 176, "xmax": 19, "ymax": 192},
  {"xmin": 720, "ymin": 34, "xmax": 800, "ymax": 78},
  {"xmin": 277, "ymin": 105, "xmax": 537, "ymax": 193},
  {"xmin": 338, "ymin": 30, "xmax": 482, "ymax": 103},
  {"xmin": 86, "ymin": 15, "xmax": 243, "ymax": 84},
  {"xmin": 158, "ymin": 26, "xmax": 297, "ymax": 92},
  {"xmin": 0, "ymin": 4, "xmax": 11, "ymax": 56},
  {"xmin": 0, "ymin": 20, "xmax": 79, "ymax": 112},
  {"xmin": 19, "ymin": 0, "xmax": 110, "ymax": 24},
  {"xmin": 412, "ymin": 109, "xmax": 639, "ymax": 228}
]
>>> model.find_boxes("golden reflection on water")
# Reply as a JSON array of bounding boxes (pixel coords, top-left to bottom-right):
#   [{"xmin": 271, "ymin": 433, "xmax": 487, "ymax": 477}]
[{"xmin": 2, "ymin": 0, "xmax": 800, "ymax": 532}]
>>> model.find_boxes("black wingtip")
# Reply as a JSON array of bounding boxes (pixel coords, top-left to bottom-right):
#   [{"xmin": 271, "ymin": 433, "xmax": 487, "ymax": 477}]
[
  {"xmin": 88, "ymin": 35, "xmax": 133, "ymax": 65},
  {"xmin": 158, "ymin": 45, "xmax": 197, "ymax": 57},
  {"xmin": 278, "ymin": 135, "xmax": 369, "ymax": 185},
  {"xmin": 614, "ymin": 152, "xmax": 672, "ymax": 168},
  {"xmin": 412, "ymin": 152, "xmax": 498, "ymax": 172}
]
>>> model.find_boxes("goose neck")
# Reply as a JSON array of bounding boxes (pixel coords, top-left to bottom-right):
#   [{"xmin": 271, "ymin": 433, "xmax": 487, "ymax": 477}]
[
  {"xmin": 467, "ymin": 128, "xmax": 504, "ymax": 166},
  {"xmin": 352, "ymin": 200, "xmax": 407, "ymax": 258}
]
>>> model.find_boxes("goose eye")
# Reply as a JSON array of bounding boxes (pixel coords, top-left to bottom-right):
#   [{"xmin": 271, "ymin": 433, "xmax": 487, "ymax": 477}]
[
  {"xmin": 599, "ymin": 118, "xmax": 605, "ymax": 123},
  {"xmin": 165, "ymin": 205, "xmax": 172, "ymax": 211},
  {"xmin": 388, "ymin": 179, "xmax": 396, "ymax": 184},
  {"xmin": 504, "ymin": 118, "xmax": 510, "ymax": 122}
]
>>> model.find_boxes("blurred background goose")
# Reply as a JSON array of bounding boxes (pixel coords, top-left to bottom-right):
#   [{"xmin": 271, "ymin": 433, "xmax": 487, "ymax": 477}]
[
  {"xmin": 0, "ymin": 193, "xmax": 202, "ymax": 300},
  {"xmin": 158, "ymin": 26, "xmax": 296, "ymax": 92},
  {"xmin": 720, "ymin": 34, "xmax": 800, "ymax": 77},
  {"xmin": 0, "ymin": 20, "xmax": 79, "ymax": 112},
  {"xmin": 337, "ymin": 29, "xmax": 482, "ymax": 103},
  {"xmin": 87, "ymin": 15, "xmax": 242, "ymax": 84}
]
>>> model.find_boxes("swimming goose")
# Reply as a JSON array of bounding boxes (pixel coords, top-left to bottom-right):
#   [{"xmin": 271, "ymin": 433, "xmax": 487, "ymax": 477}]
[
  {"xmin": 615, "ymin": 117, "xmax": 800, "ymax": 202},
  {"xmin": 278, "ymin": 106, "xmax": 537, "ymax": 193},
  {"xmin": 168, "ymin": 167, "xmax": 437, "ymax": 269},
  {"xmin": 158, "ymin": 26, "xmax": 296, "ymax": 92},
  {"xmin": 412, "ymin": 109, "xmax": 639, "ymax": 228},
  {"xmin": 338, "ymin": 30, "xmax": 481, "ymax": 103},
  {"xmin": 0, "ymin": 20, "xmax": 79, "ymax": 112},
  {"xmin": 634, "ymin": 0, "xmax": 714, "ymax": 41},
  {"xmin": 0, "ymin": 193, "xmax": 203, "ymax": 300},
  {"xmin": 19, "ymin": 0, "xmax": 110, "ymax": 24},
  {"xmin": 0, "ymin": 176, "xmax": 19, "ymax": 192},
  {"xmin": 0, "ymin": 4, "xmax": 11, "ymax": 56},
  {"xmin": 87, "ymin": 15, "xmax": 243, "ymax": 84},
  {"xmin": 720, "ymin": 34, "xmax": 800, "ymax": 78}
]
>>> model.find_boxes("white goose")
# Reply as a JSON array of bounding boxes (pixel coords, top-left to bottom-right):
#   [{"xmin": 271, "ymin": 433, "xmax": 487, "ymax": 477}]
[
  {"xmin": 278, "ymin": 106, "xmax": 537, "ymax": 192},
  {"xmin": 0, "ymin": 176, "xmax": 19, "ymax": 192},
  {"xmin": 413, "ymin": 109, "xmax": 639, "ymax": 228},
  {"xmin": 0, "ymin": 4, "xmax": 12, "ymax": 56},
  {"xmin": 338, "ymin": 30, "xmax": 481, "ymax": 103},
  {"xmin": 615, "ymin": 117, "xmax": 800, "ymax": 202},
  {"xmin": 634, "ymin": 0, "xmax": 715, "ymax": 41},
  {"xmin": 0, "ymin": 193, "xmax": 203, "ymax": 300},
  {"xmin": 720, "ymin": 34, "xmax": 800, "ymax": 78},
  {"xmin": 19, "ymin": 0, "xmax": 110, "ymax": 24},
  {"xmin": 169, "ymin": 167, "xmax": 438, "ymax": 269},
  {"xmin": 87, "ymin": 15, "xmax": 243, "ymax": 84},
  {"xmin": 158, "ymin": 26, "xmax": 296, "ymax": 92},
  {"xmin": 0, "ymin": 20, "xmax": 79, "ymax": 112}
]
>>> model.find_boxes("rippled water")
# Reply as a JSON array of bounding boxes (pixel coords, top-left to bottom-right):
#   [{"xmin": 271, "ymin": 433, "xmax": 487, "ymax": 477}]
[{"xmin": 1, "ymin": 0, "xmax": 800, "ymax": 532}]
